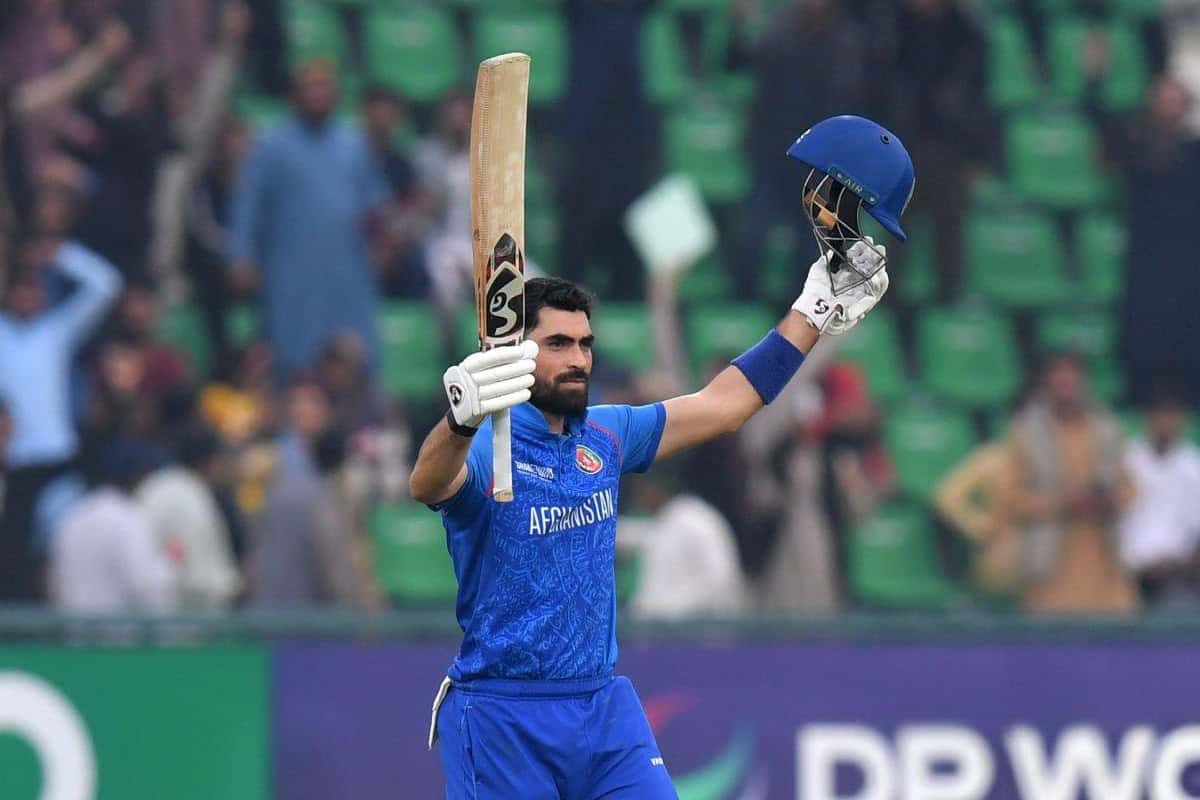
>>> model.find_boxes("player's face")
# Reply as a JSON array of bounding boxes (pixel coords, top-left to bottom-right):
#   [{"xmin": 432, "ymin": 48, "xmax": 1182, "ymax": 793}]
[{"xmin": 528, "ymin": 308, "xmax": 593, "ymax": 417}]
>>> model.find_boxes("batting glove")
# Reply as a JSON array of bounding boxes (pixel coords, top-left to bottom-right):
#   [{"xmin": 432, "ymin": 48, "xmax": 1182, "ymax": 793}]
[
  {"xmin": 443, "ymin": 340, "xmax": 538, "ymax": 430},
  {"xmin": 792, "ymin": 239, "xmax": 889, "ymax": 336}
]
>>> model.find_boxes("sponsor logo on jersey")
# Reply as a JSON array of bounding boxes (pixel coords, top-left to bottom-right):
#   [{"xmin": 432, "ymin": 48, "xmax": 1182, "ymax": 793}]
[
  {"xmin": 528, "ymin": 488, "xmax": 616, "ymax": 536},
  {"xmin": 515, "ymin": 461, "xmax": 555, "ymax": 481},
  {"xmin": 575, "ymin": 444, "xmax": 603, "ymax": 475}
]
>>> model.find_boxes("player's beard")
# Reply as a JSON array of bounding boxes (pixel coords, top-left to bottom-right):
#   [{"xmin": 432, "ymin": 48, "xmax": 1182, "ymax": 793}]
[{"xmin": 530, "ymin": 370, "xmax": 589, "ymax": 417}]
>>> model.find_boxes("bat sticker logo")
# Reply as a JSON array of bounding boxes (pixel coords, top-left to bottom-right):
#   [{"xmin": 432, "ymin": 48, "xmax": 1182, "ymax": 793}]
[{"xmin": 485, "ymin": 233, "xmax": 525, "ymax": 341}]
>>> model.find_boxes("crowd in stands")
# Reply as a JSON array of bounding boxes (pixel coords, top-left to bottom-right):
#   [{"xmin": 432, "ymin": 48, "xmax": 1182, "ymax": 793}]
[{"xmin": 0, "ymin": 0, "xmax": 1198, "ymax": 620}]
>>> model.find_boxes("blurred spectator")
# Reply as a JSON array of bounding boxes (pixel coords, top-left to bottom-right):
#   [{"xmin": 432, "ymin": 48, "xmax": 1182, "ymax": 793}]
[
  {"xmin": 67, "ymin": 29, "xmax": 177, "ymax": 282},
  {"xmin": 200, "ymin": 341, "xmax": 275, "ymax": 446},
  {"xmin": 317, "ymin": 332, "xmax": 382, "ymax": 434},
  {"xmin": 49, "ymin": 441, "xmax": 177, "ymax": 614},
  {"xmin": 228, "ymin": 59, "xmax": 388, "ymax": 382},
  {"xmin": 559, "ymin": 0, "xmax": 655, "ymax": 300},
  {"xmin": 625, "ymin": 470, "xmax": 746, "ymax": 620},
  {"xmin": 182, "ymin": 117, "xmax": 249, "ymax": 361},
  {"xmin": 363, "ymin": 86, "xmax": 432, "ymax": 301},
  {"xmin": 415, "ymin": 90, "xmax": 473, "ymax": 317},
  {"xmin": 137, "ymin": 426, "xmax": 241, "ymax": 611},
  {"xmin": 730, "ymin": 0, "xmax": 868, "ymax": 298},
  {"xmin": 153, "ymin": 1, "xmax": 251, "ymax": 333},
  {"xmin": 249, "ymin": 427, "xmax": 370, "ymax": 609},
  {"xmin": 1001, "ymin": 353, "xmax": 1137, "ymax": 614},
  {"xmin": 0, "ymin": 240, "xmax": 121, "ymax": 601},
  {"xmin": 1100, "ymin": 77, "xmax": 1200, "ymax": 406},
  {"xmin": 881, "ymin": 0, "xmax": 990, "ymax": 302},
  {"xmin": 816, "ymin": 363, "xmax": 894, "ymax": 593},
  {"xmin": 277, "ymin": 375, "xmax": 332, "ymax": 477},
  {"xmin": 754, "ymin": 380, "xmax": 842, "ymax": 615},
  {"xmin": 1120, "ymin": 388, "xmax": 1200, "ymax": 610},
  {"xmin": 935, "ymin": 439, "xmax": 1020, "ymax": 599}
]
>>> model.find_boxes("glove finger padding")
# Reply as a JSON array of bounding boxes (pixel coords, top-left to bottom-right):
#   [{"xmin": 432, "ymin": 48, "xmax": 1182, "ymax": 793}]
[
  {"xmin": 472, "ymin": 358, "xmax": 537, "ymax": 386},
  {"xmin": 478, "ymin": 374, "xmax": 536, "ymax": 401},
  {"xmin": 461, "ymin": 340, "xmax": 539, "ymax": 374},
  {"xmin": 481, "ymin": 390, "xmax": 531, "ymax": 415}
]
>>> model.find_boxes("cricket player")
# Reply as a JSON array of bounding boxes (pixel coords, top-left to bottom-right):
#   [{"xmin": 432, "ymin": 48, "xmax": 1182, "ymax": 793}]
[{"xmin": 411, "ymin": 115, "xmax": 915, "ymax": 799}]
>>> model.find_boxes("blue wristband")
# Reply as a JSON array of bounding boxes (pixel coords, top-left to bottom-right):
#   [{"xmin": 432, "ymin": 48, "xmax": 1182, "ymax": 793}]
[{"xmin": 730, "ymin": 329, "xmax": 806, "ymax": 405}]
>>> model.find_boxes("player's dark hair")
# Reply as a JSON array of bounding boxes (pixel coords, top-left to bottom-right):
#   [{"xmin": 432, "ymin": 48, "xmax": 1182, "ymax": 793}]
[{"xmin": 524, "ymin": 277, "xmax": 592, "ymax": 333}]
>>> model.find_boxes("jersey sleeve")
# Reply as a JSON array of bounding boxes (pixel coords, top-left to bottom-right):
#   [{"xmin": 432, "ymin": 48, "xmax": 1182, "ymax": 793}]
[
  {"xmin": 427, "ymin": 424, "xmax": 494, "ymax": 521},
  {"xmin": 588, "ymin": 403, "xmax": 666, "ymax": 474}
]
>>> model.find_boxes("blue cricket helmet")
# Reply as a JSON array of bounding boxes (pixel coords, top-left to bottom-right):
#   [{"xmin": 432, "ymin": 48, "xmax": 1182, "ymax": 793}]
[{"xmin": 786, "ymin": 115, "xmax": 915, "ymax": 242}]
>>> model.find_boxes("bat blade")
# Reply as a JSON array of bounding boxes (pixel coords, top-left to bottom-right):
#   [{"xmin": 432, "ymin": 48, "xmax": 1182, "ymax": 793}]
[{"xmin": 471, "ymin": 52, "xmax": 530, "ymax": 504}]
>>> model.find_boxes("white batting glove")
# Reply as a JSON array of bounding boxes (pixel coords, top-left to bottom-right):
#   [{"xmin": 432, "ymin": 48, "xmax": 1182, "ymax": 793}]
[
  {"xmin": 443, "ymin": 340, "xmax": 538, "ymax": 430},
  {"xmin": 792, "ymin": 239, "xmax": 889, "ymax": 336}
]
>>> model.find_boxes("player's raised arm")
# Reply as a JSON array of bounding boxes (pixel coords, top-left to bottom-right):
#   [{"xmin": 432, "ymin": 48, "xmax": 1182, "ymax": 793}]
[
  {"xmin": 409, "ymin": 341, "xmax": 538, "ymax": 505},
  {"xmin": 656, "ymin": 115, "xmax": 915, "ymax": 462}
]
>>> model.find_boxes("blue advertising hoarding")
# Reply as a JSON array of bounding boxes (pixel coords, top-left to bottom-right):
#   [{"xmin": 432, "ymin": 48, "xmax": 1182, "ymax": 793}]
[{"xmin": 272, "ymin": 641, "xmax": 1200, "ymax": 799}]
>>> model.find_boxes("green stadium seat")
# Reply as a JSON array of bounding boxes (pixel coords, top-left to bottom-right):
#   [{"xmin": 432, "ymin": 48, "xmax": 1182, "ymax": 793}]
[
  {"xmin": 1049, "ymin": 17, "xmax": 1150, "ymax": 111},
  {"xmin": 1110, "ymin": 0, "xmax": 1161, "ymax": 17},
  {"xmin": 1048, "ymin": 16, "xmax": 1091, "ymax": 101},
  {"xmin": 1101, "ymin": 22, "xmax": 1150, "ymax": 111},
  {"xmin": 964, "ymin": 208, "xmax": 1069, "ymax": 307},
  {"xmin": 918, "ymin": 307, "xmax": 1022, "ymax": 409},
  {"xmin": 235, "ymin": 94, "xmax": 287, "ymax": 131},
  {"xmin": 1089, "ymin": 355, "xmax": 1124, "ymax": 403},
  {"xmin": 885, "ymin": 402, "xmax": 977, "ymax": 501},
  {"xmin": 665, "ymin": 102, "xmax": 749, "ymax": 203},
  {"xmin": 677, "ymin": 251, "xmax": 732, "ymax": 303},
  {"xmin": 456, "ymin": 305, "xmax": 480, "ymax": 357},
  {"xmin": 364, "ymin": 7, "xmax": 462, "ymax": 102},
  {"xmin": 685, "ymin": 303, "xmax": 774, "ymax": 371},
  {"xmin": 761, "ymin": 225, "xmax": 801, "ymax": 304},
  {"xmin": 968, "ymin": 174, "xmax": 1025, "ymax": 209},
  {"xmin": 1007, "ymin": 110, "xmax": 1105, "ymax": 208},
  {"xmin": 379, "ymin": 302, "xmax": 443, "ymax": 399},
  {"xmin": 285, "ymin": 1, "xmax": 346, "ymax": 66},
  {"xmin": 159, "ymin": 304, "xmax": 212, "ymax": 376},
  {"xmin": 835, "ymin": 308, "xmax": 908, "ymax": 406},
  {"xmin": 1076, "ymin": 212, "xmax": 1127, "ymax": 303},
  {"xmin": 897, "ymin": 213, "xmax": 937, "ymax": 305},
  {"xmin": 989, "ymin": 15, "xmax": 1042, "ymax": 109},
  {"xmin": 1036, "ymin": 310, "xmax": 1115, "ymax": 356},
  {"xmin": 475, "ymin": 10, "xmax": 568, "ymax": 104},
  {"xmin": 527, "ymin": 206, "xmax": 559, "ymax": 275},
  {"xmin": 593, "ymin": 303, "xmax": 655, "ymax": 372},
  {"xmin": 370, "ymin": 502, "xmax": 458, "ymax": 605},
  {"xmin": 848, "ymin": 502, "xmax": 955, "ymax": 609},
  {"xmin": 643, "ymin": 13, "xmax": 690, "ymax": 105}
]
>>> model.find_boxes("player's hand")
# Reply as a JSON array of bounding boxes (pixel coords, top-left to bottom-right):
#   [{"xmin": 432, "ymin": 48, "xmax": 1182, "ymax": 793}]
[
  {"xmin": 443, "ymin": 341, "xmax": 538, "ymax": 430},
  {"xmin": 792, "ymin": 238, "xmax": 889, "ymax": 336}
]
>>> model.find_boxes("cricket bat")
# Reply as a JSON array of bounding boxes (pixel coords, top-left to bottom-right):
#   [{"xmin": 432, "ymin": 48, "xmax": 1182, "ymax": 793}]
[{"xmin": 471, "ymin": 52, "xmax": 530, "ymax": 503}]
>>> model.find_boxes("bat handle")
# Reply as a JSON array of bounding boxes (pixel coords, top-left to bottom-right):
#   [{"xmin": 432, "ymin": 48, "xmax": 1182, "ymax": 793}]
[{"xmin": 492, "ymin": 408, "xmax": 514, "ymax": 502}]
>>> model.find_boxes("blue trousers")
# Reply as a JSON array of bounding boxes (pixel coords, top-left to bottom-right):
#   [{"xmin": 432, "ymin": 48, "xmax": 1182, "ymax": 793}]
[{"xmin": 436, "ymin": 674, "xmax": 679, "ymax": 800}]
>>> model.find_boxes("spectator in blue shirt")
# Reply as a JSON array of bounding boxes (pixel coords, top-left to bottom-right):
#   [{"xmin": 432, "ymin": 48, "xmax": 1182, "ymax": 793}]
[{"xmin": 0, "ymin": 239, "xmax": 122, "ymax": 601}]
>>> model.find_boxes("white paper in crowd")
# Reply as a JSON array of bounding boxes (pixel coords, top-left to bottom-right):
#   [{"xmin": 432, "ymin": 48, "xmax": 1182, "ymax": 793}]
[{"xmin": 624, "ymin": 174, "xmax": 717, "ymax": 275}]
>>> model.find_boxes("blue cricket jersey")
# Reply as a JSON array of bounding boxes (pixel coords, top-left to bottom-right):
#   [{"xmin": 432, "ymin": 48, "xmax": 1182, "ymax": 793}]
[{"xmin": 431, "ymin": 401, "xmax": 666, "ymax": 682}]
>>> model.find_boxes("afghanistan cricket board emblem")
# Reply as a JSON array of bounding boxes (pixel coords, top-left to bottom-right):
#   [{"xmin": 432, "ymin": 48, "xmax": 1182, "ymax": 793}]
[{"xmin": 575, "ymin": 444, "xmax": 604, "ymax": 475}]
